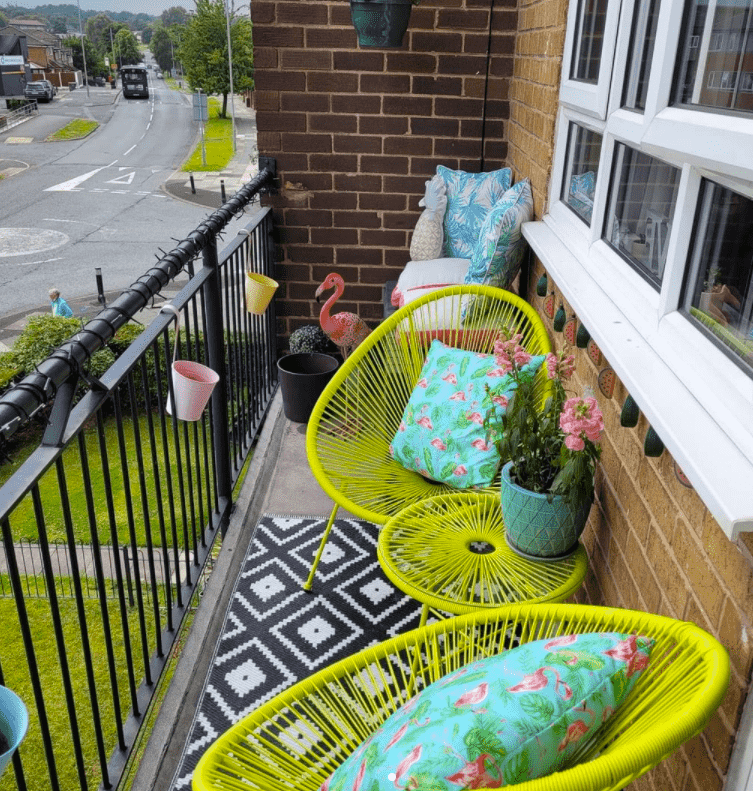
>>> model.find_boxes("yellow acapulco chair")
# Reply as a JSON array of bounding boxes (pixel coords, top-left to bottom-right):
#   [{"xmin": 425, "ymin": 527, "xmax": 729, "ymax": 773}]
[
  {"xmin": 192, "ymin": 602, "xmax": 730, "ymax": 791},
  {"xmin": 304, "ymin": 284, "xmax": 552, "ymax": 590}
]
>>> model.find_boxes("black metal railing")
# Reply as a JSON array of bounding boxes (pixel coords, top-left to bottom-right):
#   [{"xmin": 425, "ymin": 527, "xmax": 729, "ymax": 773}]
[{"xmin": 0, "ymin": 167, "xmax": 277, "ymax": 791}]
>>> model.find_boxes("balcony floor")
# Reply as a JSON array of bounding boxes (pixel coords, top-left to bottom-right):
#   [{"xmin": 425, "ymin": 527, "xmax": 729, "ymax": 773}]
[{"xmin": 130, "ymin": 392, "xmax": 360, "ymax": 791}]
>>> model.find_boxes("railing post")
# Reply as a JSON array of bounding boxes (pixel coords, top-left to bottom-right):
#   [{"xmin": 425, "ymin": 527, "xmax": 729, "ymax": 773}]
[{"xmin": 203, "ymin": 238, "xmax": 233, "ymax": 535}]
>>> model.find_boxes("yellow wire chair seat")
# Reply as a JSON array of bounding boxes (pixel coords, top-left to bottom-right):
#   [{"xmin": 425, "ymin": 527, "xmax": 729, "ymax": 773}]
[
  {"xmin": 192, "ymin": 602, "xmax": 729, "ymax": 791},
  {"xmin": 378, "ymin": 493, "xmax": 588, "ymax": 626},
  {"xmin": 304, "ymin": 285, "xmax": 552, "ymax": 590}
]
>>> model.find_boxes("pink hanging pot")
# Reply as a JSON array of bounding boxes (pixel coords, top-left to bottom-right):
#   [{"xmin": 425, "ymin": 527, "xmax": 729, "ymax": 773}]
[{"xmin": 161, "ymin": 305, "xmax": 219, "ymax": 421}]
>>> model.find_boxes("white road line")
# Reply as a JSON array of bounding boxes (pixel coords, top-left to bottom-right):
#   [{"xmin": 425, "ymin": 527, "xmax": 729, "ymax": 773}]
[
  {"xmin": 0, "ymin": 257, "xmax": 64, "ymax": 267},
  {"xmin": 123, "ymin": 144, "xmax": 136, "ymax": 155},
  {"xmin": 44, "ymin": 160, "xmax": 119, "ymax": 192}
]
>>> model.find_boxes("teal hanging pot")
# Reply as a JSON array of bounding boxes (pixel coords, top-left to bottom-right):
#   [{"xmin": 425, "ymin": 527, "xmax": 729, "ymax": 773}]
[
  {"xmin": 350, "ymin": 0, "xmax": 413, "ymax": 47},
  {"xmin": 536, "ymin": 273, "xmax": 548, "ymax": 296},
  {"xmin": 500, "ymin": 462, "xmax": 592, "ymax": 560}
]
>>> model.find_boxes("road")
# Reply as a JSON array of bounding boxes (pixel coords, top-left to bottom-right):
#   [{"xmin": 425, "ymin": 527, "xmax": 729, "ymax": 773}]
[{"xmin": 0, "ymin": 74, "xmax": 225, "ymax": 318}]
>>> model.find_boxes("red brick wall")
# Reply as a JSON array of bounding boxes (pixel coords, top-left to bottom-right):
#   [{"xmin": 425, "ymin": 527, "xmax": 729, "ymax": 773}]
[{"xmin": 252, "ymin": 0, "xmax": 516, "ymax": 346}]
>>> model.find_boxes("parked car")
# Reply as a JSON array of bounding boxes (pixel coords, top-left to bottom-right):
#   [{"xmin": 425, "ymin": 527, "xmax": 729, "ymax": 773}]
[
  {"xmin": 156, "ymin": 71, "xmax": 163, "ymax": 79},
  {"xmin": 23, "ymin": 80, "xmax": 55, "ymax": 102}
]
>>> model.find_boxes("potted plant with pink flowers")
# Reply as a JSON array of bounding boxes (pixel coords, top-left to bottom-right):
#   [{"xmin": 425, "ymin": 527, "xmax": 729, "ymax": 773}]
[{"xmin": 485, "ymin": 331, "xmax": 604, "ymax": 560}]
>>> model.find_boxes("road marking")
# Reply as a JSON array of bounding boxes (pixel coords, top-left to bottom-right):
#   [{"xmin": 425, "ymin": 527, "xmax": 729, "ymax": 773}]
[
  {"xmin": 106, "ymin": 171, "xmax": 135, "ymax": 185},
  {"xmin": 45, "ymin": 165, "xmax": 109, "ymax": 192},
  {"xmin": 19, "ymin": 257, "xmax": 63, "ymax": 266},
  {"xmin": 123, "ymin": 144, "xmax": 137, "ymax": 155}
]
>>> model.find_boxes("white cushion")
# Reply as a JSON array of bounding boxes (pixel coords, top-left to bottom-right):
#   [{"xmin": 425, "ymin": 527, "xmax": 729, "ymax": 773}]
[{"xmin": 393, "ymin": 258, "xmax": 470, "ymax": 308}]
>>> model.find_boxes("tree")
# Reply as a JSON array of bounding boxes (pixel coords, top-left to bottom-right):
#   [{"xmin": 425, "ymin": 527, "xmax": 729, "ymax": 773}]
[
  {"xmin": 161, "ymin": 6, "xmax": 190, "ymax": 28},
  {"xmin": 63, "ymin": 35, "xmax": 103, "ymax": 77},
  {"xmin": 49, "ymin": 17, "xmax": 68, "ymax": 34},
  {"xmin": 178, "ymin": 0, "xmax": 253, "ymax": 118},
  {"xmin": 150, "ymin": 25, "xmax": 176, "ymax": 73},
  {"xmin": 85, "ymin": 13, "xmax": 126, "ymax": 54},
  {"xmin": 141, "ymin": 24, "xmax": 154, "ymax": 45},
  {"xmin": 114, "ymin": 28, "xmax": 141, "ymax": 68},
  {"xmin": 0, "ymin": 10, "xmax": 7, "ymax": 28}
]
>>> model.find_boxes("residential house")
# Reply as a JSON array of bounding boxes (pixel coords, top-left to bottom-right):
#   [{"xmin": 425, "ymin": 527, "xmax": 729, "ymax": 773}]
[
  {"xmin": 250, "ymin": 0, "xmax": 753, "ymax": 788},
  {"xmin": 0, "ymin": 24, "xmax": 75, "ymax": 88},
  {"xmin": 0, "ymin": 33, "xmax": 31, "ymax": 97}
]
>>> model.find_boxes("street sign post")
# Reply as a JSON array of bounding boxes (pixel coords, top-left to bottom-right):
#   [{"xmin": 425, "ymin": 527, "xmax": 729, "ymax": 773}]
[
  {"xmin": 193, "ymin": 91, "xmax": 208, "ymax": 166},
  {"xmin": 0, "ymin": 56, "xmax": 24, "ymax": 66}
]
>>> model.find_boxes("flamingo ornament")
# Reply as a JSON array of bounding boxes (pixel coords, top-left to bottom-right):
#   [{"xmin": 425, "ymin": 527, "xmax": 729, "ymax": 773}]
[{"xmin": 315, "ymin": 273, "xmax": 372, "ymax": 359}]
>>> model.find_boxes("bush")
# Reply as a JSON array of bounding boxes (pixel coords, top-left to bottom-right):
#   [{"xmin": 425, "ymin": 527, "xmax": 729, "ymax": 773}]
[{"xmin": 289, "ymin": 325, "xmax": 337, "ymax": 354}]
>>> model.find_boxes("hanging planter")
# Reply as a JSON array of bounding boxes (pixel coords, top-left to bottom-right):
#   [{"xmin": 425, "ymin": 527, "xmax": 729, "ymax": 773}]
[
  {"xmin": 0, "ymin": 686, "xmax": 28, "ymax": 781},
  {"xmin": 350, "ymin": 0, "xmax": 414, "ymax": 48},
  {"xmin": 162, "ymin": 305, "xmax": 220, "ymax": 422},
  {"xmin": 245, "ymin": 272, "xmax": 278, "ymax": 315}
]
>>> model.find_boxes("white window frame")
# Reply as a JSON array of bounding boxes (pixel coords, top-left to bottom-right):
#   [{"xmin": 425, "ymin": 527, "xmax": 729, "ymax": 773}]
[{"xmin": 526, "ymin": 0, "xmax": 753, "ymax": 540}]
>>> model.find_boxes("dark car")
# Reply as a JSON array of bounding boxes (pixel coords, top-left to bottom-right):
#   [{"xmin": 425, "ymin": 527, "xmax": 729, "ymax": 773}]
[{"xmin": 24, "ymin": 80, "xmax": 54, "ymax": 102}]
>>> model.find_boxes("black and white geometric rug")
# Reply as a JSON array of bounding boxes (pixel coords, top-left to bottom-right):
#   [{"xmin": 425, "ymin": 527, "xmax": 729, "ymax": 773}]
[{"xmin": 169, "ymin": 513, "xmax": 424, "ymax": 791}]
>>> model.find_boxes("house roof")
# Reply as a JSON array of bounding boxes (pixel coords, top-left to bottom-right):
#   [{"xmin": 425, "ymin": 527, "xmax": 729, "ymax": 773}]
[{"xmin": 0, "ymin": 35, "xmax": 23, "ymax": 56}]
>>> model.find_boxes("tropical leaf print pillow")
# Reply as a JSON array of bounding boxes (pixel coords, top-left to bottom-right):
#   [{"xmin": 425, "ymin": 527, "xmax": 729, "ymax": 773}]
[
  {"xmin": 320, "ymin": 632, "xmax": 654, "ymax": 791},
  {"xmin": 436, "ymin": 166, "xmax": 512, "ymax": 260},
  {"xmin": 464, "ymin": 178, "xmax": 534, "ymax": 291},
  {"xmin": 389, "ymin": 340, "xmax": 545, "ymax": 489}
]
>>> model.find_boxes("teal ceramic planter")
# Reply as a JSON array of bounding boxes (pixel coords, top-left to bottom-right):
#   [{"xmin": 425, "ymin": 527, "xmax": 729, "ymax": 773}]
[
  {"xmin": 500, "ymin": 462, "xmax": 592, "ymax": 560},
  {"xmin": 0, "ymin": 686, "xmax": 28, "ymax": 780},
  {"xmin": 350, "ymin": 0, "xmax": 413, "ymax": 47}
]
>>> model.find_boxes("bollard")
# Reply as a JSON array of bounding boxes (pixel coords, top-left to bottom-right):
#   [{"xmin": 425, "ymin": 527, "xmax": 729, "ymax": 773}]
[
  {"xmin": 189, "ymin": 173, "xmax": 196, "ymax": 194},
  {"xmin": 95, "ymin": 267, "xmax": 107, "ymax": 307},
  {"xmin": 221, "ymin": 179, "xmax": 226, "ymax": 204}
]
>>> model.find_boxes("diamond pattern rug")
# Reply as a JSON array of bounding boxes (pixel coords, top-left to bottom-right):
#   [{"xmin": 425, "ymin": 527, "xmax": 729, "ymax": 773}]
[{"xmin": 169, "ymin": 513, "xmax": 424, "ymax": 791}]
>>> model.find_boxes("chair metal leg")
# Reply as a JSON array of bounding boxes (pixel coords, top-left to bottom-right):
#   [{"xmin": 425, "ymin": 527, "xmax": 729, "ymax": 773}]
[{"xmin": 303, "ymin": 502, "xmax": 340, "ymax": 591}]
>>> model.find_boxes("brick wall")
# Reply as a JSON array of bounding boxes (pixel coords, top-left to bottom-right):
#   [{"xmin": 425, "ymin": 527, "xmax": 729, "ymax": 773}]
[
  {"xmin": 509, "ymin": 0, "xmax": 753, "ymax": 786},
  {"xmin": 252, "ymin": 0, "xmax": 516, "ymax": 346},
  {"xmin": 253, "ymin": 0, "xmax": 753, "ymax": 786}
]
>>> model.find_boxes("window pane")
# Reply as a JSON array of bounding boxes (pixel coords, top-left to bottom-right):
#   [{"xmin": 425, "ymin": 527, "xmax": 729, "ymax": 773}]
[
  {"xmin": 561, "ymin": 123, "xmax": 603, "ymax": 223},
  {"xmin": 622, "ymin": 0, "xmax": 662, "ymax": 110},
  {"xmin": 570, "ymin": 0, "xmax": 609, "ymax": 83},
  {"xmin": 683, "ymin": 180, "xmax": 753, "ymax": 373},
  {"xmin": 673, "ymin": 0, "xmax": 753, "ymax": 114},
  {"xmin": 604, "ymin": 144, "xmax": 680, "ymax": 286}
]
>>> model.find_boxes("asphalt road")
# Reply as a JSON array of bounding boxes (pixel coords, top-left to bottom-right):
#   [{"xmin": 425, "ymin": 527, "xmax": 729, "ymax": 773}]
[{"xmin": 0, "ymin": 75, "xmax": 226, "ymax": 319}]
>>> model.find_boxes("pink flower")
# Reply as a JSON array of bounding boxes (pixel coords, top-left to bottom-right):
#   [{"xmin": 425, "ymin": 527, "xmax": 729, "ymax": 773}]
[
  {"xmin": 471, "ymin": 438, "xmax": 491, "ymax": 451},
  {"xmin": 443, "ymin": 372, "xmax": 458, "ymax": 384},
  {"xmin": 416, "ymin": 378, "xmax": 428, "ymax": 388},
  {"xmin": 454, "ymin": 682, "xmax": 489, "ymax": 707},
  {"xmin": 467, "ymin": 412, "xmax": 484, "ymax": 425},
  {"xmin": 546, "ymin": 351, "xmax": 576, "ymax": 381},
  {"xmin": 491, "ymin": 395, "xmax": 508, "ymax": 408},
  {"xmin": 453, "ymin": 465, "xmax": 467, "ymax": 476},
  {"xmin": 565, "ymin": 434, "xmax": 585, "ymax": 451},
  {"xmin": 416, "ymin": 416, "xmax": 433, "ymax": 429},
  {"xmin": 430, "ymin": 438, "xmax": 447, "ymax": 450},
  {"xmin": 449, "ymin": 391, "xmax": 467, "ymax": 401},
  {"xmin": 513, "ymin": 348, "xmax": 532, "ymax": 366},
  {"xmin": 493, "ymin": 354, "xmax": 513, "ymax": 375},
  {"xmin": 560, "ymin": 396, "xmax": 604, "ymax": 450}
]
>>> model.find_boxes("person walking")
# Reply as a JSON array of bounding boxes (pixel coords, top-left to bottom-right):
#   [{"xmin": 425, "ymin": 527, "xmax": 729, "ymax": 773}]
[{"xmin": 49, "ymin": 288, "xmax": 73, "ymax": 318}]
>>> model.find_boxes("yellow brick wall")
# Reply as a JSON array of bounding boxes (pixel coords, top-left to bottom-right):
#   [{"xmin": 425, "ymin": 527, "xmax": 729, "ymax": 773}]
[{"xmin": 508, "ymin": 0, "xmax": 752, "ymax": 784}]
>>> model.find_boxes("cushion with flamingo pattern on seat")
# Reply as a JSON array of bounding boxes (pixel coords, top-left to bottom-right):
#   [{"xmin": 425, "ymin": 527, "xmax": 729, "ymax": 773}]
[{"xmin": 320, "ymin": 631, "xmax": 654, "ymax": 790}]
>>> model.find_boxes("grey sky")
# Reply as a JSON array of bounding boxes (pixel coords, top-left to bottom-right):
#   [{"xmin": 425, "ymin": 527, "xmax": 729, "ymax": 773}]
[{"xmin": 6, "ymin": 0, "xmax": 194, "ymax": 15}]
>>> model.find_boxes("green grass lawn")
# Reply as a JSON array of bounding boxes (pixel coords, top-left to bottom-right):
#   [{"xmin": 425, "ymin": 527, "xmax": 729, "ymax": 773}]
[
  {"xmin": 0, "ymin": 413, "xmax": 213, "ymax": 547},
  {"xmin": 46, "ymin": 118, "xmax": 99, "ymax": 141},
  {"xmin": 0, "ymin": 588, "xmax": 165, "ymax": 791},
  {"xmin": 181, "ymin": 97, "xmax": 234, "ymax": 172}
]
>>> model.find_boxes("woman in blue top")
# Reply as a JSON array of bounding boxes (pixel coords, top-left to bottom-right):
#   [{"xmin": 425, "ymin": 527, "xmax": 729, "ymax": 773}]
[{"xmin": 49, "ymin": 288, "xmax": 73, "ymax": 318}]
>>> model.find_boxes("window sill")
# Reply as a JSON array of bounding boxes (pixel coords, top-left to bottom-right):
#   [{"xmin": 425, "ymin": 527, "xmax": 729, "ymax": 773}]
[{"xmin": 524, "ymin": 217, "xmax": 753, "ymax": 539}]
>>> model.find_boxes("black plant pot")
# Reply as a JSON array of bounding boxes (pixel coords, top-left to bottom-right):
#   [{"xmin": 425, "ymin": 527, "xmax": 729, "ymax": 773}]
[
  {"xmin": 277, "ymin": 353, "xmax": 339, "ymax": 423},
  {"xmin": 350, "ymin": 0, "xmax": 413, "ymax": 48}
]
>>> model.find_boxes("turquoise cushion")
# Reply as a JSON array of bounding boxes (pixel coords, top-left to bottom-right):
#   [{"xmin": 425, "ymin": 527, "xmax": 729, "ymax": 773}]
[
  {"xmin": 389, "ymin": 340, "xmax": 544, "ymax": 489},
  {"xmin": 437, "ymin": 166, "xmax": 512, "ymax": 259},
  {"xmin": 464, "ymin": 179, "xmax": 534, "ymax": 290},
  {"xmin": 323, "ymin": 632, "xmax": 654, "ymax": 790}
]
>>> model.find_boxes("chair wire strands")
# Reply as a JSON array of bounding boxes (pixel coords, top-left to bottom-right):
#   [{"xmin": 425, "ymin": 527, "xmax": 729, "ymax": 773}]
[
  {"xmin": 303, "ymin": 284, "xmax": 552, "ymax": 591},
  {"xmin": 192, "ymin": 602, "xmax": 730, "ymax": 791}
]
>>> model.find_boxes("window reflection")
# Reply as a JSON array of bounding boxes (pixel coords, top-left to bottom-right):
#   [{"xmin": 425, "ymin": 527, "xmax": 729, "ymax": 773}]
[
  {"xmin": 673, "ymin": 0, "xmax": 753, "ymax": 114},
  {"xmin": 562, "ymin": 123, "xmax": 603, "ymax": 223},
  {"xmin": 604, "ymin": 144, "xmax": 680, "ymax": 286},
  {"xmin": 570, "ymin": 0, "xmax": 609, "ymax": 83},
  {"xmin": 623, "ymin": 0, "xmax": 662, "ymax": 111},
  {"xmin": 684, "ymin": 180, "xmax": 753, "ymax": 370}
]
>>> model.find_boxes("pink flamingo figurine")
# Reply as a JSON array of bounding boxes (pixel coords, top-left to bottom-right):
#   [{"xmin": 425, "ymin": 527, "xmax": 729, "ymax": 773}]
[{"xmin": 315, "ymin": 272, "xmax": 372, "ymax": 358}]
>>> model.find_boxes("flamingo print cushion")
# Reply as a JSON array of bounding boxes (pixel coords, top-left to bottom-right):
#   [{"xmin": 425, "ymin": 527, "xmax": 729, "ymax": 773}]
[
  {"xmin": 437, "ymin": 166, "xmax": 512, "ymax": 260},
  {"xmin": 389, "ymin": 340, "xmax": 545, "ymax": 489},
  {"xmin": 320, "ymin": 632, "xmax": 654, "ymax": 791}
]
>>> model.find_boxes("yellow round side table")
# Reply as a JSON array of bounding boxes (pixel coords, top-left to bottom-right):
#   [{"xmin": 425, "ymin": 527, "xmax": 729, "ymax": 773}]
[{"xmin": 378, "ymin": 492, "xmax": 588, "ymax": 626}]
